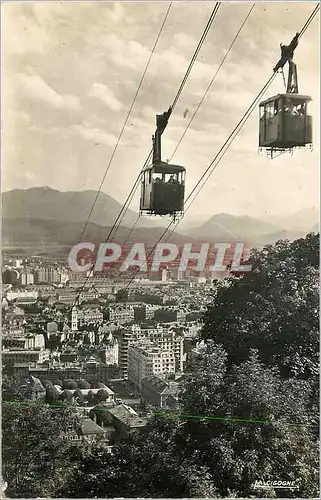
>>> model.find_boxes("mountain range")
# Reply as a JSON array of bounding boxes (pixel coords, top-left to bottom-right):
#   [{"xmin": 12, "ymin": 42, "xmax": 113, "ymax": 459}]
[
  {"xmin": 2, "ymin": 187, "xmax": 319, "ymax": 253},
  {"xmin": 2, "ymin": 186, "xmax": 158, "ymax": 228}
]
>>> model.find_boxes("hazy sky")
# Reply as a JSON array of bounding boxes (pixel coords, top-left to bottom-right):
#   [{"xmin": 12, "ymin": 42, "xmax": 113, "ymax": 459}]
[{"xmin": 2, "ymin": 1, "xmax": 320, "ymax": 222}]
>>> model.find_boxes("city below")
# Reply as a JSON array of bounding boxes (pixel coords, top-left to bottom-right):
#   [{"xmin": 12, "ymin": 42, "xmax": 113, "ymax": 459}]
[{"xmin": 2, "ymin": 255, "xmax": 217, "ymax": 448}]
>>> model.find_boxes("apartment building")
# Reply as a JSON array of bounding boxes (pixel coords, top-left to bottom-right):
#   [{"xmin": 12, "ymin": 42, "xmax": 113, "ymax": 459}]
[
  {"xmin": 2, "ymin": 348, "xmax": 50, "ymax": 367},
  {"xmin": 118, "ymin": 325, "xmax": 146, "ymax": 379},
  {"xmin": 145, "ymin": 326, "xmax": 184, "ymax": 372},
  {"xmin": 109, "ymin": 304, "xmax": 135, "ymax": 324},
  {"xmin": 127, "ymin": 343, "xmax": 175, "ymax": 389}
]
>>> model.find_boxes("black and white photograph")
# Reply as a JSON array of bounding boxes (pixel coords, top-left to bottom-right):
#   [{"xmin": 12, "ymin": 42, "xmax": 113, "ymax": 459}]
[{"xmin": 1, "ymin": 1, "xmax": 320, "ymax": 498}]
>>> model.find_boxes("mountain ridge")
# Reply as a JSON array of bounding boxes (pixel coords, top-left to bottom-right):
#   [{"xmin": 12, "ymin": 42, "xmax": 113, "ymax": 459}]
[{"xmin": 2, "ymin": 188, "xmax": 319, "ymax": 252}]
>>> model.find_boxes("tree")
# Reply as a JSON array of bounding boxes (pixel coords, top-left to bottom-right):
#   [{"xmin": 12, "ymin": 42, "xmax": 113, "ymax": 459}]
[
  {"xmin": 201, "ymin": 234, "xmax": 319, "ymax": 379},
  {"xmin": 178, "ymin": 344, "xmax": 319, "ymax": 498},
  {"xmin": 59, "ymin": 390, "xmax": 74, "ymax": 403},
  {"xmin": 62, "ymin": 379, "xmax": 78, "ymax": 390},
  {"xmin": 89, "ymin": 406, "xmax": 112, "ymax": 428},
  {"xmin": 116, "ymin": 289, "xmax": 128, "ymax": 302},
  {"xmin": 2, "ymin": 375, "xmax": 27, "ymax": 402},
  {"xmin": 87, "ymin": 390, "xmax": 96, "ymax": 406},
  {"xmin": 96, "ymin": 389, "xmax": 109, "ymax": 403},
  {"xmin": 74, "ymin": 388, "xmax": 86, "ymax": 404},
  {"xmin": 45, "ymin": 385, "xmax": 61, "ymax": 404},
  {"xmin": 2, "ymin": 403, "xmax": 82, "ymax": 498},
  {"xmin": 60, "ymin": 417, "xmax": 218, "ymax": 498},
  {"xmin": 77, "ymin": 378, "xmax": 91, "ymax": 389}
]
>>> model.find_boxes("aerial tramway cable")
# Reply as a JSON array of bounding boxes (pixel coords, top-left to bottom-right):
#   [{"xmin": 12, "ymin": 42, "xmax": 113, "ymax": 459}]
[
  {"xmin": 97, "ymin": 2, "xmax": 222, "ymax": 289},
  {"xmin": 111, "ymin": 1, "xmax": 254, "ymax": 253},
  {"xmin": 72, "ymin": 2, "xmax": 221, "ymax": 305},
  {"xmin": 108, "ymin": 2, "xmax": 222, "ymax": 244},
  {"xmin": 169, "ymin": 2, "xmax": 255, "ymax": 161},
  {"xmin": 77, "ymin": 2, "xmax": 173, "ymax": 245},
  {"xmin": 123, "ymin": 4, "xmax": 319, "ymax": 290}
]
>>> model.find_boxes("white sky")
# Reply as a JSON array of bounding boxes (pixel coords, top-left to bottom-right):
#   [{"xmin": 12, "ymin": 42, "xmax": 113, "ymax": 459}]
[{"xmin": 2, "ymin": 1, "xmax": 320, "ymax": 221}]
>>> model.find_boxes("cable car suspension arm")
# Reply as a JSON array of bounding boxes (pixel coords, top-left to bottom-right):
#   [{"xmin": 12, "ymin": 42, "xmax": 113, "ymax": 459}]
[
  {"xmin": 273, "ymin": 32, "xmax": 299, "ymax": 93},
  {"xmin": 152, "ymin": 106, "xmax": 172, "ymax": 162}
]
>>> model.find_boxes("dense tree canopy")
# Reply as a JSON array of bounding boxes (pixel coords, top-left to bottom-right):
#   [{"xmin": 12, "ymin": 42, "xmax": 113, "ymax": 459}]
[
  {"xmin": 201, "ymin": 234, "xmax": 319, "ymax": 378},
  {"xmin": 2, "ymin": 403, "xmax": 81, "ymax": 498},
  {"xmin": 2, "ymin": 234, "xmax": 319, "ymax": 498},
  {"xmin": 178, "ymin": 344, "xmax": 318, "ymax": 498}
]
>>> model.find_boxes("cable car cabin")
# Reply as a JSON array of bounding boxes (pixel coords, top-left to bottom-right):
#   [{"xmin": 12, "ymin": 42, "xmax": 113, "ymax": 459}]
[
  {"xmin": 140, "ymin": 161, "xmax": 185, "ymax": 219},
  {"xmin": 259, "ymin": 94, "xmax": 312, "ymax": 155}
]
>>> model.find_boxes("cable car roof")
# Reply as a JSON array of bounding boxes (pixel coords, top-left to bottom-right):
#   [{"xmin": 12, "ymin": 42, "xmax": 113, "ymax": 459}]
[
  {"xmin": 259, "ymin": 93, "xmax": 312, "ymax": 106},
  {"xmin": 142, "ymin": 161, "xmax": 186, "ymax": 174}
]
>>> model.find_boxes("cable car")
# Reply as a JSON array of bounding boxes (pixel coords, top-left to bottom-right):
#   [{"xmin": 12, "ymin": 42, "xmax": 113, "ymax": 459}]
[
  {"xmin": 259, "ymin": 33, "xmax": 312, "ymax": 157},
  {"xmin": 140, "ymin": 107, "xmax": 185, "ymax": 221}
]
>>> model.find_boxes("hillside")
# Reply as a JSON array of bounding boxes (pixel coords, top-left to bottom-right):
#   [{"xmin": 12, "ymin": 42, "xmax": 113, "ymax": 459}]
[
  {"xmin": 189, "ymin": 213, "xmax": 282, "ymax": 242},
  {"xmin": 2, "ymin": 218, "xmax": 196, "ymax": 251},
  {"xmin": 2, "ymin": 188, "xmax": 318, "ymax": 252},
  {"xmin": 262, "ymin": 207, "xmax": 319, "ymax": 233},
  {"xmin": 2, "ymin": 187, "xmax": 160, "ymax": 228}
]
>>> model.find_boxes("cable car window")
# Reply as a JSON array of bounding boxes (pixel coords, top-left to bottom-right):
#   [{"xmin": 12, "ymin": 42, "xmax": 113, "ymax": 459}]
[
  {"xmin": 264, "ymin": 102, "xmax": 274, "ymax": 117},
  {"xmin": 259, "ymin": 105, "xmax": 265, "ymax": 119},
  {"xmin": 164, "ymin": 173, "xmax": 178, "ymax": 183},
  {"xmin": 153, "ymin": 173, "xmax": 163, "ymax": 183},
  {"xmin": 283, "ymin": 98, "xmax": 293, "ymax": 113},
  {"xmin": 292, "ymin": 101, "xmax": 306, "ymax": 115},
  {"xmin": 273, "ymin": 100, "xmax": 279, "ymax": 115},
  {"xmin": 148, "ymin": 170, "xmax": 152, "ymax": 183}
]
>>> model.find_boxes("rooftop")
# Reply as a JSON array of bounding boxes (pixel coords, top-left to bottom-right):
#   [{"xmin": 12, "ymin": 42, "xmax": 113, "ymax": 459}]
[
  {"xmin": 108, "ymin": 404, "xmax": 147, "ymax": 429},
  {"xmin": 80, "ymin": 418, "xmax": 106, "ymax": 436}
]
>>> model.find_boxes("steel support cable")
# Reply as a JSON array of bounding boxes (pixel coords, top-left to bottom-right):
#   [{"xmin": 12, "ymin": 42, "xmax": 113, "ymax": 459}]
[
  {"xmin": 155, "ymin": 4, "xmax": 321, "ymax": 248},
  {"xmin": 80, "ymin": 5, "xmax": 320, "ymax": 303},
  {"xmin": 298, "ymin": 3, "xmax": 319, "ymax": 37},
  {"xmin": 165, "ymin": 4, "xmax": 320, "ymax": 239},
  {"xmin": 171, "ymin": 2, "xmax": 221, "ymax": 111},
  {"xmin": 87, "ymin": 2, "xmax": 321, "ymax": 294},
  {"xmin": 124, "ymin": 72, "xmax": 277, "ymax": 289},
  {"xmin": 166, "ymin": 77, "xmax": 277, "ymax": 242},
  {"xmin": 72, "ymin": 3, "xmax": 221, "ymax": 305},
  {"xmin": 71, "ymin": 3, "xmax": 172, "ymax": 308},
  {"xmin": 108, "ymin": 3, "xmax": 222, "ymax": 245},
  {"xmin": 99, "ymin": 3, "xmax": 223, "ymax": 290},
  {"xmin": 169, "ymin": 3, "xmax": 255, "ymax": 161},
  {"xmin": 77, "ymin": 3, "xmax": 173, "ymax": 245}
]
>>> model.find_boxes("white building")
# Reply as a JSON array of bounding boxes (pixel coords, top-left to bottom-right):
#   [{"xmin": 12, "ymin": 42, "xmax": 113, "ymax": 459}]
[
  {"xmin": 99, "ymin": 330, "xmax": 119, "ymax": 365},
  {"xmin": 2, "ymin": 348, "xmax": 50, "ymax": 366},
  {"xmin": 128, "ymin": 343, "xmax": 175, "ymax": 389},
  {"xmin": 119, "ymin": 324, "xmax": 185, "ymax": 379},
  {"xmin": 20, "ymin": 273, "xmax": 35, "ymax": 285},
  {"xmin": 109, "ymin": 304, "xmax": 135, "ymax": 324},
  {"xmin": 6, "ymin": 290, "xmax": 38, "ymax": 302},
  {"xmin": 118, "ymin": 325, "xmax": 146, "ymax": 378},
  {"xmin": 161, "ymin": 269, "xmax": 168, "ymax": 282},
  {"xmin": 71, "ymin": 306, "xmax": 103, "ymax": 331},
  {"xmin": 146, "ymin": 326, "xmax": 185, "ymax": 372},
  {"xmin": 145, "ymin": 304, "xmax": 160, "ymax": 319},
  {"xmin": 71, "ymin": 306, "xmax": 78, "ymax": 332}
]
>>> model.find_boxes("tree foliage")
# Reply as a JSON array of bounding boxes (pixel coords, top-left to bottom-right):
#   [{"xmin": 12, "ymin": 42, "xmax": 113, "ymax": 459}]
[
  {"xmin": 62, "ymin": 379, "xmax": 78, "ymax": 390},
  {"xmin": 116, "ymin": 289, "xmax": 128, "ymax": 302},
  {"xmin": 2, "ymin": 403, "xmax": 81, "ymax": 498},
  {"xmin": 178, "ymin": 344, "xmax": 319, "ymax": 498},
  {"xmin": 3, "ymin": 235, "xmax": 319, "ymax": 498},
  {"xmin": 201, "ymin": 234, "xmax": 319, "ymax": 378}
]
